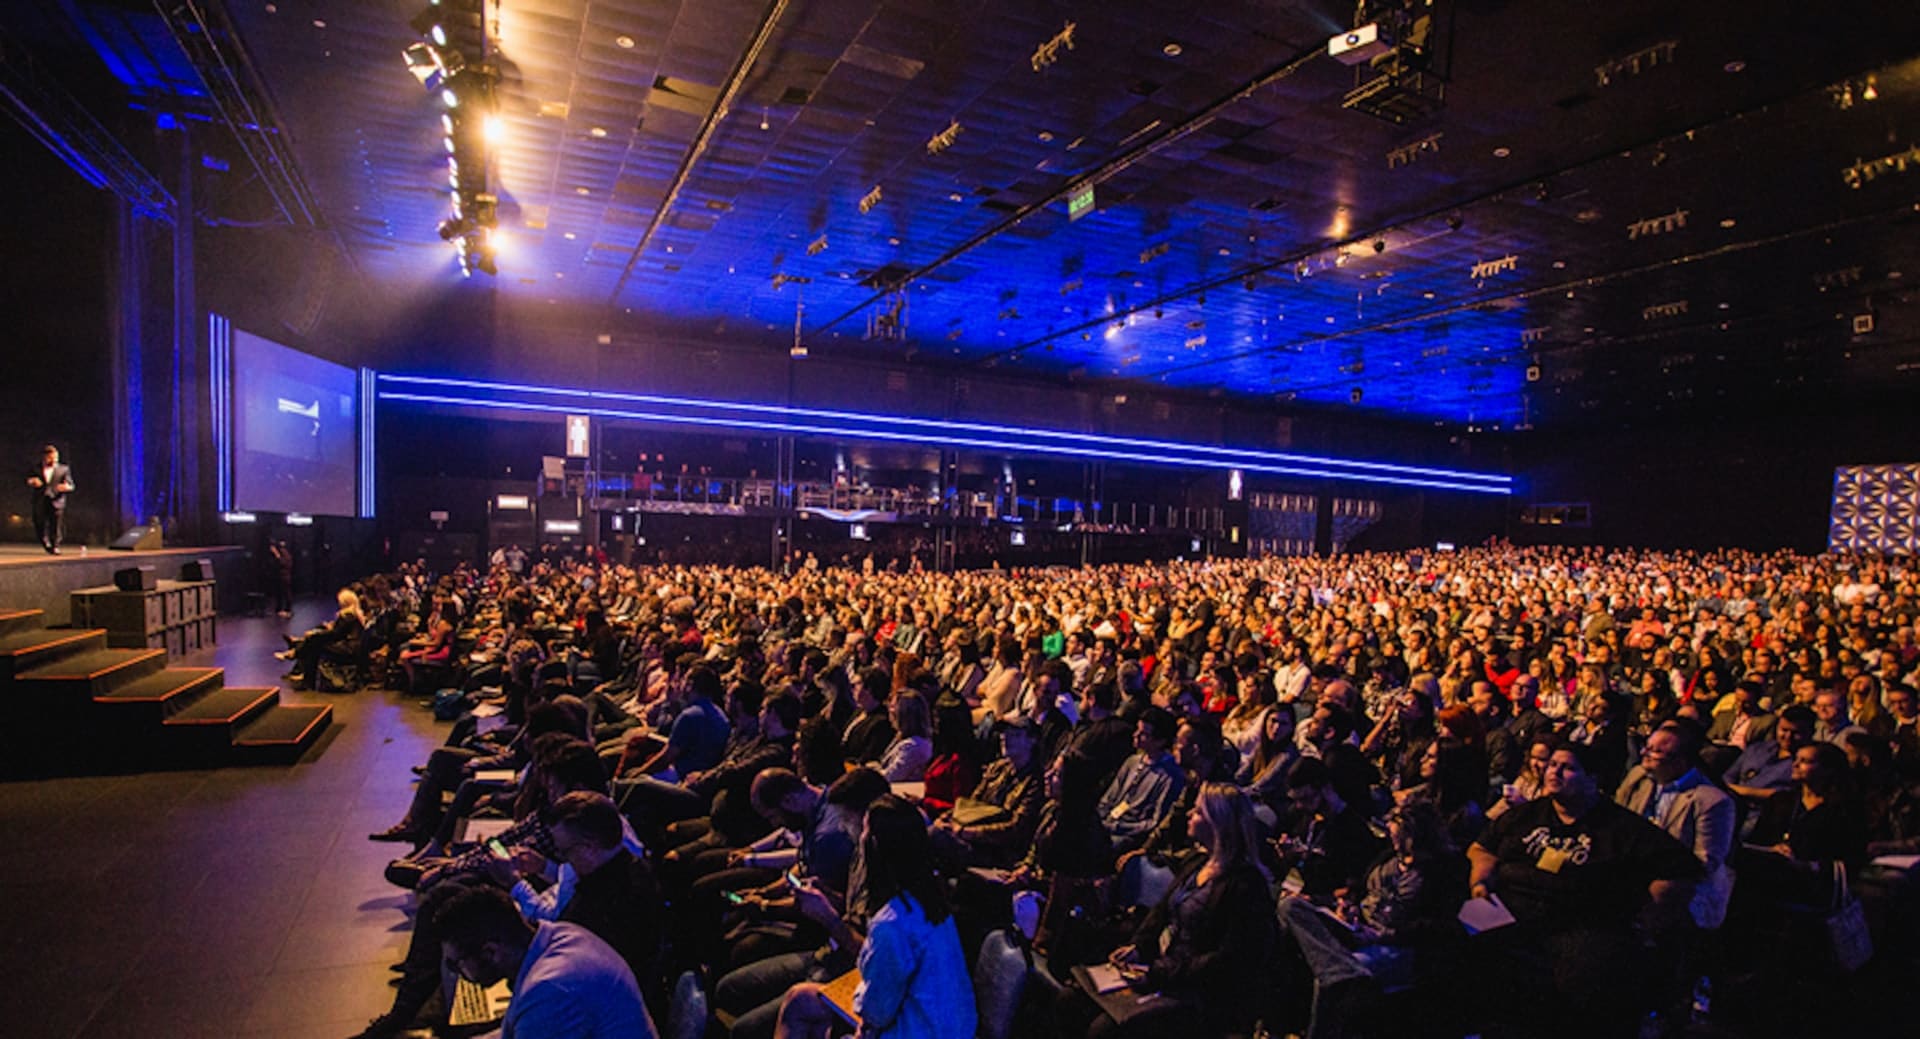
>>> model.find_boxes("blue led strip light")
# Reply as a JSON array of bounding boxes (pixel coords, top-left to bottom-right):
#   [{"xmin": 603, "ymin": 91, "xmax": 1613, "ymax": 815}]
[
  {"xmin": 377, "ymin": 375, "xmax": 1511, "ymax": 490},
  {"xmin": 359, "ymin": 368, "xmax": 378, "ymax": 518},
  {"xmin": 208, "ymin": 313, "xmax": 232, "ymax": 511},
  {"xmin": 377, "ymin": 386, "xmax": 1512, "ymax": 495}
]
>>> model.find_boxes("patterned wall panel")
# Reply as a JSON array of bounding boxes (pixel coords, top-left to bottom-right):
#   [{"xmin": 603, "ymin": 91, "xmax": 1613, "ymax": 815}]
[{"xmin": 1829, "ymin": 464, "xmax": 1920, "ymax": 555}]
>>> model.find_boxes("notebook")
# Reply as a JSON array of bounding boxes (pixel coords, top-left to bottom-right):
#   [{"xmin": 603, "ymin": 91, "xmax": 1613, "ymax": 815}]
[
  {"xmin": 448, "ymin": 978, "xmax": 512, "ymax": 1027},
  {"xmin": 820, "ymin": 968, "xmax": 863, "ymax": 1027},
  {"xmin": 456, "ymin": 816, "xmax": 515, "ymax": 844},
  {"xmin": 1456, "ymin": 894, "xmax": 1517, "ymax": 935}
]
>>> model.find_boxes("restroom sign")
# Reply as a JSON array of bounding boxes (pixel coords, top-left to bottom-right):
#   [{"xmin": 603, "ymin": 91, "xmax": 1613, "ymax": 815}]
[{"xmin": 565, "ymin": 415, "xmax": 591, "ymax": 458}]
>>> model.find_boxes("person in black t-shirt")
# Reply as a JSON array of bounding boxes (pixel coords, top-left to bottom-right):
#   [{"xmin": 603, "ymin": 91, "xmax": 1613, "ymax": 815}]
[{"xmin": 1467, "ymin": 743, "xmax": 1700, "ymax": 1035}]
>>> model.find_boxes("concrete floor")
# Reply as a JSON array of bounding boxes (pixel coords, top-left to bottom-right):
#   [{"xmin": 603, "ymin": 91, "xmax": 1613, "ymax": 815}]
[{"xmin": 0, "ymin": 601, "xmax": 444, "ymax": 1039}]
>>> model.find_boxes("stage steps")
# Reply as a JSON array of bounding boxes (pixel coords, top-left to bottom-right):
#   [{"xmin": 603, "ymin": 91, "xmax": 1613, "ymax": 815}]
[{"xmin": 0, "ymin": 607, "xmax": 332, "ymax": 774}]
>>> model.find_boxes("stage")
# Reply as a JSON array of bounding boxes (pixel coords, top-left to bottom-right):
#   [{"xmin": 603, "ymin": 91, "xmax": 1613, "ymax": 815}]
[{"xmin": 0, "ymin": 544, "xmax": 250, "ymax": 624}]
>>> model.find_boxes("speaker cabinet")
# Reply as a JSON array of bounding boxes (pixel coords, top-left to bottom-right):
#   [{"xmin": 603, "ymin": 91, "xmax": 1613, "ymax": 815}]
[
  {"xmin": 113, "ymin": 565, "xmax": 158, "ymax": 592},
  {"xmin": 180, "ymin": 558, "xmax": 215, "ymax": 583}
]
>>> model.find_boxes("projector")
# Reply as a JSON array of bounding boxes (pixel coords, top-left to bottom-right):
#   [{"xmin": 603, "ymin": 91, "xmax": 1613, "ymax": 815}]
[{"xmin": 1329, "ymin": 23, "xmax": 1393, "ymax": 65}]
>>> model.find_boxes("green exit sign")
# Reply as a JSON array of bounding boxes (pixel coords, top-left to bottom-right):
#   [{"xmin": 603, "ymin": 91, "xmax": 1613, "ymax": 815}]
[{"xmin": 1067, "ymin": 183, "xmax": 1096, "ymax": 221}]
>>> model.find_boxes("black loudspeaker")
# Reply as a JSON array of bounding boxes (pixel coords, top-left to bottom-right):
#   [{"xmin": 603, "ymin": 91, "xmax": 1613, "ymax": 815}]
[
  {"xmin": 114, "ymin": 565, "xmax": 157, "ymax": 592},
  {"xmin": 108, "ymin": 524, "xmax": 163, "ymax": 551},
  {"xmin": 180, "ymin": 558, "xmax": 215, "ymax": 583}
]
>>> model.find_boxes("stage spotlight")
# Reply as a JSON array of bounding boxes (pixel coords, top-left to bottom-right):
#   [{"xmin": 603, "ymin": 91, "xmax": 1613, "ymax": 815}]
[
  {"xmin": 409, "ymin": 7, "xmax": 444, "ymax": 38},
  {"xmin": 441, "ymin": 113, "xmax": 455, "ymax": 134},
  {"xmin": 482, "ymin": 114, "xmax": 504, "ymax": 143},
  {"xmin": 1372, "ymin": 238, "xmax": 1386, "ymax": 253},
  {"xmin": 443, "ymin": 136, "xmax": 456, "ymax": 153},
  {"xmin": 441, "ymin": 87, "xmax": 460, "ymax": 108}
]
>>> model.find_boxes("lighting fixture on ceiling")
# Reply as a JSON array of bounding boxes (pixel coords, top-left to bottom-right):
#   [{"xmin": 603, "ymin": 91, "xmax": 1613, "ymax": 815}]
[
  {"xmin": 482, "ymin": 114, "xmax": 504, "ymax": 143},
  {"xmin": 589, "ymin": 126, "xmax": 608, "ymax": 138},
  {"xmin": 1162, "ymin": 42, "xmax": 1183, "ymax": 57},
  {"xmin": 441, "ymin": 87, "xmax": 459, "ymax": 108},
  {"xmin": 615, "ymin": 34, "xmax": 636, "ymax": 49},
  {"xmin": 1492, "ymin": 146, "xmax": 1510, "ymax": 158}
]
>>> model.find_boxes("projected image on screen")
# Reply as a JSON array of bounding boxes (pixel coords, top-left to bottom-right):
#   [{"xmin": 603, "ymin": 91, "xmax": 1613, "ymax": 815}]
[{"xmin": 233, "ymin": 330, "xmax": 358, "ymax": 516}]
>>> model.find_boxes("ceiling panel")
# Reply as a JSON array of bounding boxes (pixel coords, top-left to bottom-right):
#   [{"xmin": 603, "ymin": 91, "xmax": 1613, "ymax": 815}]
[{"xmin": 43, "ymin": 0, "xmax": 1920, "ymax": 427}]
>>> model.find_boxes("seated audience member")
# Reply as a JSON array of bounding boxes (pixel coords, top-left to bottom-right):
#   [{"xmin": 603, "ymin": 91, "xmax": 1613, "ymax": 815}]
[
  {"xmin": 1062, "ymin": 784, "xmax": 1277, "ymax": 1039},
  {"xmin": 842, "ymin": 666, "xmax": 898, "ymax": 767},
  {"xmin": 775, "ymin": 796, "xmax": 977, "ymax": 1039},
  {"xmin": 617, "ymin": 680, "xmax": 787, "ymax": 841},
  {"xmin": 1002, "ymin": 751, "xmax": 1115, "ymax": 964},
  {"xmin": 1724, "ymin": 705, "xmax": 1816, "ymax": 829},
  {"xmin": 435, "ymin": 885, "xmax": 658, "ymax": 1039},
  {"xmin": 488, "ymin": 791, "xmax": 663, "ymax": 1002},
  {"xmin": 1393, "ymin": 737, "xmax": 1489, "ymax": 849},
  {"xmin": 1616, "ymin": 721, "xmax": 1737, "ymax": 929},
  {"xmin": 1705, "ymin": 679, "xmax": 1775, "ymax": 758},
  {"xmin": 1237, "ymin": 704, "xmax": 1301, "ymax": 809},
  {"xmin": 372, "ymin": 694, "xmax": 585, "ymax": 851},
  {"xmin": 1274, "ymin": 800, "xmax": 1466, "ymax": 1039},
  {"xmin": 1121, "ymin": 717, "xmax": 1236, "ymax": 880},
  {"xmin": 1738, "ymin": 740, "xmax": 1869, "ymax": 907},
  {"xmin": 1059, "ymin": 677, "xmax": 1136, "ymax": 777},
  {"xmin": 1096, "ymin": 706, "xmax": 1187, "ymax": 854},
  {"xmin": 1884, "ymin": 683, "xmax": 1920, "ymax": 775},
  {"xmin": 873, "ymin": 690, "xmax": 934, "ymax": 781},
  {"xmin": 1467, "ymin": 743, "xmax": 1702, "ymax": 1035},
  {"xmin": 1812, "ymin": 688, "xmax": 1868, "ymax": 746},
  {"xmin": 619, "ymin": 666, "xmax": 731, "ymax": 783},
  {"xmin": 277, "ymin": 588, "xmax": 366, "ymax": 688},
  {"xmin": 705, "ymin": 772, "xmax": 889, "ymax": 1036},
  {"xmin": 397, "ymin": 616, "xmax": 455, "ymax": 693},
  {"xmin": 1280, "ymin": 756, "xmax": 1387, "ymax": 901},
  {"xmin": 1487, "ymin": 732, "xmax": 1557, "ymax": 827},
  {"xmin": 928, "ymin": 717, "xmax": 1045, "ymax": 868}
]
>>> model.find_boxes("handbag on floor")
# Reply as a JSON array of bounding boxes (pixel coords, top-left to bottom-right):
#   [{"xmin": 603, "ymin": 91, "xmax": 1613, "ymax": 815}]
[{"xmin": 1823, "ymin": 861, "xmax": 1873, "ymax": 972}]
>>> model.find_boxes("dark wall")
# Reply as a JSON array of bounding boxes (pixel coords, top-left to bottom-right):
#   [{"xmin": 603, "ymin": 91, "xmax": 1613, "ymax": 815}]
[
  {"xmin": 0, "ymin": 120, "xmax": 116, "ymax": 547},
  {"xmin": 1511, "ymin": 407, "xmax": 1917, "ymax": 552}
]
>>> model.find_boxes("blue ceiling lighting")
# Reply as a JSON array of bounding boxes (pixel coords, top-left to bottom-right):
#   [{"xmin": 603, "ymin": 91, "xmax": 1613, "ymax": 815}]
[{"xmin": 377, "ymin": 374, "xmax": 1512, "ymax": 494}]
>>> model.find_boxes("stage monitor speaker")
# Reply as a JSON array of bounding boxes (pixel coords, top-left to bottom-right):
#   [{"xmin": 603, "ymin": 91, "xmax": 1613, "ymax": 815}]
[
  {"xmin": 181, "ymin": 558, "xmax": 215, "ymax": 582},
  {"xmin": 109, "ymin": 524, "xmax": 163, "ymax": 551},
  {"xmin": 114, "ymin": 565, "xmax": 157, "ymax": 592}
]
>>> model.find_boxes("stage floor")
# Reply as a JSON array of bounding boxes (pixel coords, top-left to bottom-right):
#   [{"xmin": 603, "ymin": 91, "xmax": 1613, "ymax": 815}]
[
  {"xmin": 0, "ymin": 543, "xmax": 249, "ymax": 624},
  {"xmin": 0, "ymin": 543, "xmax": 231, "ymax": 567}
]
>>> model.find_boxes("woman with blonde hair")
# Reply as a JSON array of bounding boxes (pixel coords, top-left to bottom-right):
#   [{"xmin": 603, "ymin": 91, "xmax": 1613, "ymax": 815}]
[
  {"xmin": 1068, "ymin": 783, "xmax": 1276, "ymax": 1037},
  {"xmin": 279, "ymin": 588, "xmax": 367, "ymax": 690}
]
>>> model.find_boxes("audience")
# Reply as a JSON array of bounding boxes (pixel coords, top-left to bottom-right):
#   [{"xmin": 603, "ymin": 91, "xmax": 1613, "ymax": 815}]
[{"xmin": 325, "ymin": 544, "xmax": 1918, "ymax": 1039}]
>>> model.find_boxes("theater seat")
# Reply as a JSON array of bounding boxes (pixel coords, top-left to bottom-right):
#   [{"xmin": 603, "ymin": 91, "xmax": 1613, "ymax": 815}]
[{"xmin": 974, "ymin": 928, "xmax": 1033, "ymax": 1039}]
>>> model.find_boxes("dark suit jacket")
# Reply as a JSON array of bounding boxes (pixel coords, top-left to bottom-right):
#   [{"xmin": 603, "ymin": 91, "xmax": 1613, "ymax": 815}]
[{"xmin": 32, "ymin": 463, "xmax": 73, "ymax": 508}]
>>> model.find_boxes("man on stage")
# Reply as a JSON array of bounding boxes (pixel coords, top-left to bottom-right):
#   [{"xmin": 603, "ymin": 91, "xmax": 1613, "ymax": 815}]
[{"xmin": 26, "ymin": 444, "xmax": 74, "ymax": 554}]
